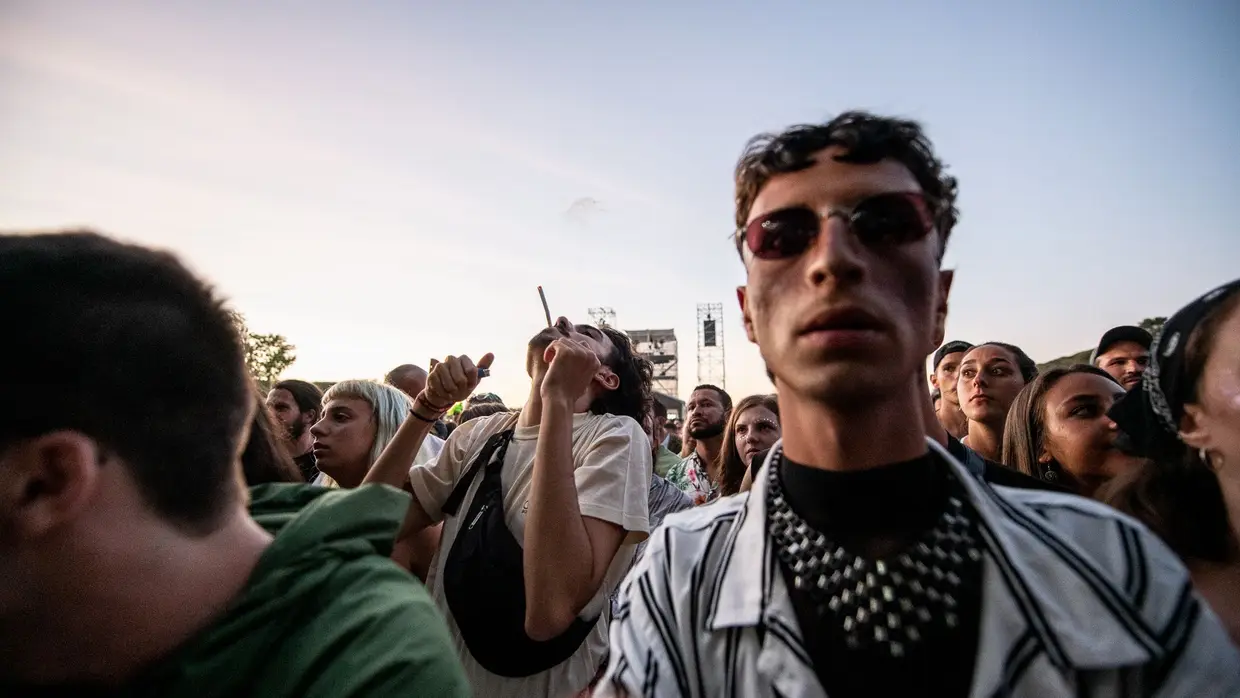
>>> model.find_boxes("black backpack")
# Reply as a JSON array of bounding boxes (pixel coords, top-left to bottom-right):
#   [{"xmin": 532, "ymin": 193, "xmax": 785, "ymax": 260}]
[{"xmin": 441, "ymin": 428, "xmax": 600, "ymax": 677}]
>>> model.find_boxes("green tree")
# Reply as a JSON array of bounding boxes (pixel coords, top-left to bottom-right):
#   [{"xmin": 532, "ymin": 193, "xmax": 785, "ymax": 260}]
[
  {"xmin": 1138, "ymin": 316, "xmax": 1167, "ymax": 338},
  {"xmin": 230, "ymin": 311, "xmax": 297, "ymax": 387}
]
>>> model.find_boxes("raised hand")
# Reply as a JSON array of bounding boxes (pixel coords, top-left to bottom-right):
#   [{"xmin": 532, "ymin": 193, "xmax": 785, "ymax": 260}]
[
  {"xmin": 540, "ymin": 338, "xmax": 601, "ymax": 402},
  {"xmin": 420, "ymin": 353, "xmax": 495, "ymax": 414}
]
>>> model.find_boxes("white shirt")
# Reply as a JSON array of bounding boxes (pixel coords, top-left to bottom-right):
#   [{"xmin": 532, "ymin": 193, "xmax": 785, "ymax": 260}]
[
  {"xmin": 410, "ymin": 410, "xmax": 652, "ymax": 697},
  {"xmin": 599, "ymin": 438, "xmax": 1240, "ymax": 697}
]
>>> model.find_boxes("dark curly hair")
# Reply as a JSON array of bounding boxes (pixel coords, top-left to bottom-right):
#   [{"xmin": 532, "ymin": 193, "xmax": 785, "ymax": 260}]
[
  {"xmin": 733, "ymin": 110, "xmax": 959, "ymax": 261},
  {"xmin": 588, "ymin": 327, "xmax": 654, "ymax": 423}
]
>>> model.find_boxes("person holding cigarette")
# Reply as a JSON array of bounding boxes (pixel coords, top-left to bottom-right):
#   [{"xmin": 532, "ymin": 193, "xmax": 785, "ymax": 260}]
[{"xmin": 362, "ymin": 316, "xmax": 653, "ymax": 697}]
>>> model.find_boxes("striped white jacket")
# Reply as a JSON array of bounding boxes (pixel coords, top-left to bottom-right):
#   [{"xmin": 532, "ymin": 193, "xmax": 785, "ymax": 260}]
[{"xmin": 598, "ymin": 439, "xmax": 1240, "ymax": 697}]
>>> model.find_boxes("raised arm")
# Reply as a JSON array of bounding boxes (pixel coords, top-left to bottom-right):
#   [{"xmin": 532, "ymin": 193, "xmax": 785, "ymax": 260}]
[
  {"xmin": 363, "ymin": 352, "xmax": 493, "ymax": 489},
  {"xmin": 522, "ymin": 339, "xmax": 629, "ymax": 641}
]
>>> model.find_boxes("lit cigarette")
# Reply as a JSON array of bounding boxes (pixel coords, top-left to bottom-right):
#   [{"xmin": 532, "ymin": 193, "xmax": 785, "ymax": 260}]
[{"xmin": 537, "ymin": 286, "xmax": 552, "ymax": 327}]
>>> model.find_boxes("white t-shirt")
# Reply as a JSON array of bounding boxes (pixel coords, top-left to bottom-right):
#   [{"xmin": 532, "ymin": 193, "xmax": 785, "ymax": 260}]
[{"xmin": 409, "ymin": 410, "xmax": 652, "ymax": 698}]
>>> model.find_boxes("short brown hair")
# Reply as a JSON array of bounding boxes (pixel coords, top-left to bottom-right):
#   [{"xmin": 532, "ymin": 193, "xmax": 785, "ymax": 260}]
[{"xmin": 734, "ymin": 110, "xmax": 959, "ymax": 260}]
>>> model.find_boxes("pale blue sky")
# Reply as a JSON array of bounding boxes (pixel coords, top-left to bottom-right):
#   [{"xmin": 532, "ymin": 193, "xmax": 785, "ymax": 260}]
[{"xmin": 2, "ymin": 1, "xmax": 1237, "ymax": 405}]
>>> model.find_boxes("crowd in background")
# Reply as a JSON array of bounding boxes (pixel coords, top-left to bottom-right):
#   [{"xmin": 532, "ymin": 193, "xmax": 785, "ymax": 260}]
[{"xmin": 4, "ymin": 110, "xmax": 1239, "ymax": 698}]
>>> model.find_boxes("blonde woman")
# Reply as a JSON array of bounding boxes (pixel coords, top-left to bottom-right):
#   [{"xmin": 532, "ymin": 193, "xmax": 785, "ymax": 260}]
[{"xmin": 310, "ymin": 379, "xmax": 441, "ymax": 488}]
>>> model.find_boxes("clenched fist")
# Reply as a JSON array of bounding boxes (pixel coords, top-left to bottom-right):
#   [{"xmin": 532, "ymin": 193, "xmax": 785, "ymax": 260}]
[
  {"xmin": 421, "ymin": 352, "xmax": 495, "ymax": 412},
  {"xmin": 540, "ymin": 338, "xmax": 601, "ymax": 402}
]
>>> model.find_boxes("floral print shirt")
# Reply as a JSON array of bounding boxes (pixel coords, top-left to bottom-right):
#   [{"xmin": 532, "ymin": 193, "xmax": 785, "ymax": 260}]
[{"xmin": 665, "ymin": 452, "xmax": 718, "ymax": 505}]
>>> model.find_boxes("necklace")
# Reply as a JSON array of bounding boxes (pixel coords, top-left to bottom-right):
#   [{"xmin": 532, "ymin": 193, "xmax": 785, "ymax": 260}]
[{"xmin": 766, "ymin": 448, "xmax": 983, "ymax": 658}]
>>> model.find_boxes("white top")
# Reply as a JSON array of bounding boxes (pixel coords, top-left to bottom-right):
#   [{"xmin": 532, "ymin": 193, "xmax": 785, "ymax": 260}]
[
  {"xmin": 598, "ymin": 438, "xmax": 1240, "ymax": 698},
  {"xmin": 409, "ymin": 410, "xmax": 652, "ymax": 697}
]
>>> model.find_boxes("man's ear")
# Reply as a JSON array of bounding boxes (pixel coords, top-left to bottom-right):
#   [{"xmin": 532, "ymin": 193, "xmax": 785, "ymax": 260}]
[
  {"xmin": 932, "ymin": 269, "xmax": 955, "ymax": 350},
  {"xmin": 738, "ymin": 286, "xmax": 757, "ymax": 344},
  {"xmin": 595, "ymin": 366, "xmax": 620, "ymax": 392},
  {"xmin": 0, "ymin": 432, "xmax": 101, "ymax": 543}
]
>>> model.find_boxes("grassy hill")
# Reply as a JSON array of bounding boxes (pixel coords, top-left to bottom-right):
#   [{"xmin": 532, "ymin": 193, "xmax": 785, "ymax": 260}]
[{"xmin": 1037, "ymin": 348, "xmax": 1092, "ymax": 372}]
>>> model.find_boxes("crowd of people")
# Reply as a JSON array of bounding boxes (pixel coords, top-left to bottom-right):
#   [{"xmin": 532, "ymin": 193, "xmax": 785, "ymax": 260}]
[{"xmin": 3, "ymin": 110, "xmax": 1238, "ymax": 697}]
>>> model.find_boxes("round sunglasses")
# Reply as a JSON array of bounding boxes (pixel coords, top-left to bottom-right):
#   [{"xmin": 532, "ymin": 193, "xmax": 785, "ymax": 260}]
[{"xmin": 737, "ymin": 191, "xmax": 934, "ymax": 260}]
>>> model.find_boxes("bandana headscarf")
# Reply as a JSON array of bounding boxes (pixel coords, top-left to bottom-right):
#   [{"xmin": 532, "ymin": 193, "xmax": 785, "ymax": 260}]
[{"xmin": 1108, "ymin": 278, "xmax": 1240, "ymax": 457}]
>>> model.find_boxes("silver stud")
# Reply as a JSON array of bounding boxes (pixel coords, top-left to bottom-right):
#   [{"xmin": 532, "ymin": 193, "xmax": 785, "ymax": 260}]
[
  {"xmin": 891, "ymin": 572, "xmax": 904, "ymax": 585},
  {"xmin": 899, "ymin": 598, "xmax": 914, "ymax": 612},
  {"xmin": 918, "ymin": 608, "xmax": 932, "ymax": 623},
  {"xmin": 910, "ymin": 580, "xmax": 924, "ymax": 594},
  {"xmin": 855, "ymin": 581, "xmax": 865, "ymax": 595},
  {"xmin": 946, "ymin": 572, "xmax": 960, "ymax": 586},
  {"xmin": 944, "ymin": 594, "xmax": 956, "ymax": 609},
  {"xmin": 866, "ymin": 573, "xmax": 877, "ymax": 587},
  {"xmin": 882, "ymin": 586, "xmax": 894, "ymax": 602},
  {"xmin": 899, "ymin": 554, "xmax": 914, "ymax": 567},
  {"xmin": 869, "ymin": 598, "xmax": 881, "ymax": 613},
  {"xmin": 891, "ymin": 642, "xmax": 905, "ymax": 657},
  {"xmin": 907, "ymin": 627, "xmax": 921, "ymax": 642},
  {"xmin": 841, "ymin": 590, "xmax": 851, "ymax": 604},
  {"xmin": 843, "ymin": 616, "xmax": 855, "ymax": 631},
  {"xmin": 828, "ymin": 596, "xmax": 841, "ymax": 612},
  {"xmin": 968, "ymin": 548, "xmax": 982, "ymax": 561},
  {"xmin": 927, "ymin": 588, "xmax": 940, "ymax": 602},
  {"xmin": 856, "ymin": 608, "xmax": 869, "ymax": 623},
  {"xmin": 794, "ymin": 576, "xmax": 805, "ymax": 589},
  {"xmin": 874, "ymin": 626, "xmax": 887, "ymax": 642},
  {"xmin": 946, "ymin": 613, "xmax": 958, "ymax": 628},
  {"xmin": 917, "ymin": 542, "xmax": 932, "ymax": 555},
  {"xmin": 817, "ymin": 576, "xmax": 829, "ymax": 590},
  {"xmin": 875, "ymin": 560, "xmax": 888, "ymax": 575},
  {"xmin": 887, "ymin": 612, "xmax": 900, "ymax": 628}
]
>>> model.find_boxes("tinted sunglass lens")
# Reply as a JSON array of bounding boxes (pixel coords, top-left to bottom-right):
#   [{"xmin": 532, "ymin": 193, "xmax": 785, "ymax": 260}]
[
  {"xmin": 746, "ymin": 208, "xmax": 818, "ymax": 259},
  {"xmin": 850, "ymin": 194, "xmax": 932, "ymax": 245}
]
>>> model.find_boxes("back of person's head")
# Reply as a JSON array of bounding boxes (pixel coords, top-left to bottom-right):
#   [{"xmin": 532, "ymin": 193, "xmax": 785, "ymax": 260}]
[
  {"xmin": 272, "ymin": 379, "xmax": 324, "ymax": 419},
  {"xmin": 459, "ymin": 402, "xmax": 510, "ymax": 425},
  {"xmin": 242, "ymin": 390, "xmax": 303, "ymax": 485},
  {"xmin": 588, "ymin": 327, "xmax": 655, "ymax": 423},
  {"xmin": 651, "ymin": 399, "xmax": 668, "ymax": 423},
  {"xmin": 0, "ymin": 231, "xmax": 250, "ymax": 534},
  {"xmin": 465, "ymin": 392, "xmax": 505, "ymax": 407},
  {"xmin": 321, "ymin": 379, "xmax": 411, "ymax": 467},
  {"xmin": 1002, "ymin": 364, "xmax": 1113, "ymax": 481}
]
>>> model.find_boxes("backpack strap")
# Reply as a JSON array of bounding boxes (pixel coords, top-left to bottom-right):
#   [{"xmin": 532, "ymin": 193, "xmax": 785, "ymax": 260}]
[{"xmin": 442, "ymin": 429, "xmax": 514, "ymax": 517}]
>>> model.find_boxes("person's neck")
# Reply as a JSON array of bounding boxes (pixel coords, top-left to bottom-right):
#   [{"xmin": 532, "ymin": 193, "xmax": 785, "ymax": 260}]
[
  {"xmin": 3, "ymin": 510, "xmax": 272, "ymax": 687},
  {"xmin": 694, "ymin": 435, "xmax": 725, "ymax": 480},
  {"xmin": 941, "ymin": 401, "xmax": 970, "ymax": 439},
  {"xmin": 517, "ymin": 378, "xmax": 592, "ymax": 429},
  {"xmin": 963, "ymin": 419, "xmax": 1003, "ymax": 461},
  {"xmin": 778, "ymin": 382, "xmax": 929, "ymax": 471}
]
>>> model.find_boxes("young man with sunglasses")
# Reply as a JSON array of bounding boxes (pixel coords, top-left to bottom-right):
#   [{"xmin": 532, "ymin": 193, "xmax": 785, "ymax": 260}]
[{"xmin": 598, "ymin": 112, "xmax": 1240, "ymax": 697}]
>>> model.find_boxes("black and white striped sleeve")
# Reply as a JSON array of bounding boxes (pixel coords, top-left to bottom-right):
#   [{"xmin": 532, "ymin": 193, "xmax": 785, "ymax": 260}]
[
  {"xmin": 595, "ymin": 529, "xmax": 688, "ymax": 698},
  {"xmin": 1118, "ymin": 519, "xmax": 1240, "ymax": 696}
]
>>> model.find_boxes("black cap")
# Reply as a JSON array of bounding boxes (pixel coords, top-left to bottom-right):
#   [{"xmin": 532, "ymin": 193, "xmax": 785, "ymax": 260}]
[
  {"xmin": 932, "ymin": 341, "xmax": 973, "ymax": 371},
  {"xmin": 1090, "ymin": 326, "xmax": 1152, "ymax": 365}
]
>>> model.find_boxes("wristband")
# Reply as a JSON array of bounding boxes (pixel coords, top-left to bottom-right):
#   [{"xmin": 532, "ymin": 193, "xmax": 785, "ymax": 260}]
[{"xmin": 408, "ymin": 407, "xmax": 439, "ymax": 424}]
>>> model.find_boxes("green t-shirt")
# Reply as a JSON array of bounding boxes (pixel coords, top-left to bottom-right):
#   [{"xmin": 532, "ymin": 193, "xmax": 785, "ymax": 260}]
[{"xmin": 5, "ymin": 484, "xmax": 470, "ymax": 698}]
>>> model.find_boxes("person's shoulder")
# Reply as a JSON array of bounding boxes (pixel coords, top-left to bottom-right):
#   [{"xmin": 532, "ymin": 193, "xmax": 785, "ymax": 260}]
[
  {"xmin": 296, "ymin": 557, "xmax": 469, "ymax": 695},
  {"xmin": 661, "ymin": 492, "xmax": 747, "ymax": 532},
  {"xmin": 982, "ymin": 460, "xmax": 1070, "ymax": 493}
]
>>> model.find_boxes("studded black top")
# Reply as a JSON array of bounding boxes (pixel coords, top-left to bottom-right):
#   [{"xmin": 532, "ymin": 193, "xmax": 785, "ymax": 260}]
[{"xmin": 769, "ymin": 449, "xmax": 984, "ymax": 698}]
